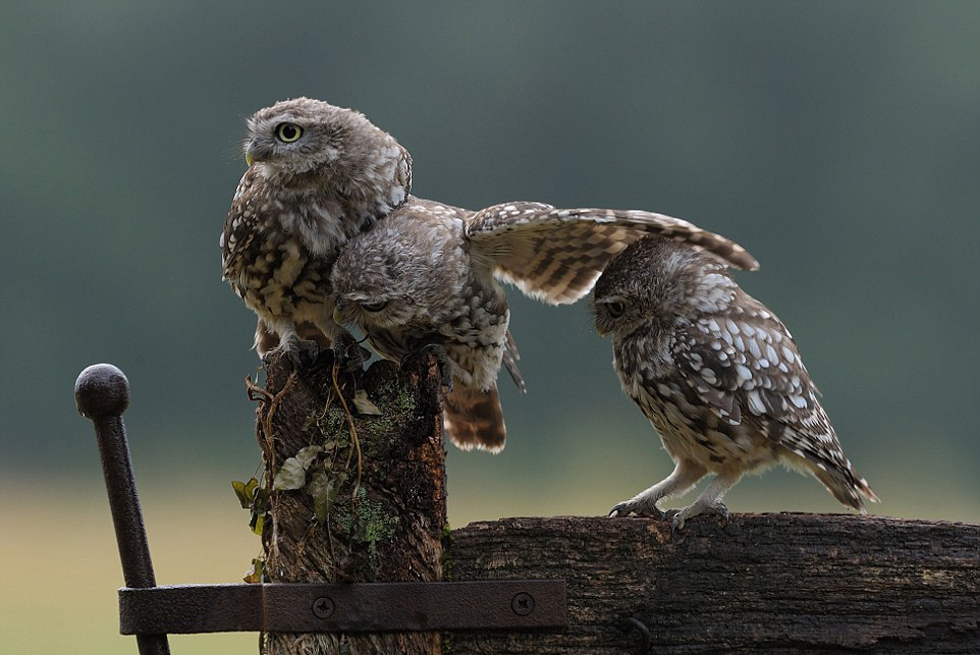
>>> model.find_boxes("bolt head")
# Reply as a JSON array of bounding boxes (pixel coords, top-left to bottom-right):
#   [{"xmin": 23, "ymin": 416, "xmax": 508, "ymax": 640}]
[
  {"xmin": 511, "ymin": 592, "xmax": 534, "ymax": 616},
  {"xmin": 312, "ymin": 596, "xmax": 335, "ymax": 619}
]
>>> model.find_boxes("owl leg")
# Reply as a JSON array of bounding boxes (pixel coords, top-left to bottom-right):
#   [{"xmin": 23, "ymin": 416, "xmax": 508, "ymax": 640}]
[
  {"xmin": 313, "ymin": 315, "xmax": 369, "ymax": 372},
  {"xmin": 263, "ymin": 320, "xmax": 320, "ymax": 368},
  {"xmin": 399, "ymin": 342, "xmax": 454, "ymax": 390},
  {"xmin": 670, "ymin": 471, "xmax": 741, "ymax": 534},
  {"xmin": 609, "ymin": 459, "xmax": 707, "ymax": 519},
  {"xmin": 329, "ymin": 329, "xmax": 371, "ymax": 372}
]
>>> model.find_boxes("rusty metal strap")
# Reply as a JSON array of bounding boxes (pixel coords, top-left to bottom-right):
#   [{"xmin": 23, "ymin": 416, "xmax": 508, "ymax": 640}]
[{"xmin": 119, "ymin": 580, "xmax": 566, "ymax": 634}]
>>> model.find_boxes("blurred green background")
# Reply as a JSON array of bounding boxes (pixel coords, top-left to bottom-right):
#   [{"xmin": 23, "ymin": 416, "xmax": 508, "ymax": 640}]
[{"xmin": 2, "ymin": 2, "xmax": 978, "ymax": 653}]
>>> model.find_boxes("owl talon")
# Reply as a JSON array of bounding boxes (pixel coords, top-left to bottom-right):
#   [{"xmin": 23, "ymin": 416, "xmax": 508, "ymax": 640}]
[
  {"xmin": 608, "ymin": 503, "xmax": 628, "ymax": 518},
  {"xmin": 401, "ymin": 344, "xmax": 453, "ymax": 390},
  {"xmin": 262, "ymin": 337, "xmax": 319, "ymax": 369},
  {"xmin": 330, "ymin": 338, "xmax": 369, "ymax": 373},
  {"xmin": 288, "ymin": 339, "xmax": 320, "ymax": 368},
  {"xmin": 670, "ymin": 501, "xmax": 729, "ymax": 536},
  {"xmin": 714, "ymin": 502, "xmax": 730, "ymax": 523},
  {"xmin": 608, "ymin": 501, "xmax": 666, "ymax": 520}
]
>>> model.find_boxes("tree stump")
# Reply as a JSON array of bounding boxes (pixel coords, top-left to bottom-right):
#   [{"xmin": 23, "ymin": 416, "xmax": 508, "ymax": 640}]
[
  {"xmin": 252, "ymin": 354, "xmax": 446, "ymax": 655},
  {"xmin": 447, "ymin": 514, "xmax": 979, "ymax": 654}
]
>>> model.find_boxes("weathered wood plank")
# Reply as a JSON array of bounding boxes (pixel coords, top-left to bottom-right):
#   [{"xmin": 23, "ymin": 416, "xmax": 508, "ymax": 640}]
[{"xmin": 448, "ymin": 514, "xmax": 979, "ymax": 654}]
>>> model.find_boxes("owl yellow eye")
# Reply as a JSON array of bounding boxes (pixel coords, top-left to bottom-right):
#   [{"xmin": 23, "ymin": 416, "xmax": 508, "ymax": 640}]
[
  {"xmin": 275, "ymin": 123, "xmax": 303, "ymax": 143},
  {"xmin": 606, "ymin": 301, "xmax": 626, "ymax": 318},
  {"xmin": 361, "ymin": 300, "xmax": 388, "ymax": 312}
]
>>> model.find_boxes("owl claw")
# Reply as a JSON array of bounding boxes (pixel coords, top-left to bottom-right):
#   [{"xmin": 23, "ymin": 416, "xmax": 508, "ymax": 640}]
[
  {"xmin": 330, "ymin": 333, "xmax": 369, "ymax": 373},
  {"xmin": 401, "ymin": 343, "xmax": 453, "ymax": 390},
  {"xmin": 608, "ymin": 501, "xmax": 667, "ymax": 520},
  {"xmin": 670, "ymin": 501, "xmax": 729, "ymax": 536},
  {"xmin": 263, "ymin": 337, "xmax": 320, "ymax": 370},
  {"xmin": 670, "ymin": 513, "xmax": 685, "ymax": 537}
]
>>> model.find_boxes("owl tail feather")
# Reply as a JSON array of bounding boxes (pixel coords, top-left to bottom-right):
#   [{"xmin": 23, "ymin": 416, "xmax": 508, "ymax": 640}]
[
  {"xmin": 443, "ymin": 386, "xmax": 506, "ymax": 454},
  {"xmin": 803, "ymin": 454, "xmax": 878, "ymax": 513}
]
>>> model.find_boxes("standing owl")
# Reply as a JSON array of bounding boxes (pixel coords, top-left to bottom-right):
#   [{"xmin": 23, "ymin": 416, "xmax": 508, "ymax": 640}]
[
  {"xmin": 593, "ymin": 237, "xmax": 877, "ymax": 530},
  {"xmin": 332, "ymin": 200, "xmax": 758, "ymax": 452},
  {"xmin": 220, "ymin": 98, "xmax": 412, "ymax": 366}
]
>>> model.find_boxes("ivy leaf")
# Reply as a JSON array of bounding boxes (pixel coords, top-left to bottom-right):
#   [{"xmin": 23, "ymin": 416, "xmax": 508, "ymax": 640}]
[
  {"xmin": 310, "ymin": 468, "xmax": 347, "ymax": 523},
  {"xmin": 243, "ymin": 558, "xmax": 264, "ymax": 584},
  {"xmin": 273, "ymin": 446, "xmax": 322, "ymax": 490},
  {"xmin": 233, "ymin": 477, "xmax": 261, "ymax": 508},
  {"xmin": 249, "ymin": 512, "xmax": 264, "ymax": 536},
  {"xmin": 353, "ymin": 390, "xmax": 382, "ymax": 416},
  {"xmin": 295, "ymin": 445, "xmax": 322, "ymax": 469},
  {"xmin": 245, "ymin": 477, "xmax": 259, "ymax": 501},
  {"xmin": 273, "ymin": 458, "xmax": 307, "ymax": 490},
  {"xmin": 232, "ymin": 480, "xmax": 251, "ymax": 508}
]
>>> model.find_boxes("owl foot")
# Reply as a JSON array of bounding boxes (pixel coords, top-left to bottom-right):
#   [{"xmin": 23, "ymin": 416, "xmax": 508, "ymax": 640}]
[
  {"xmin": 330, "ymin": 332, "xmax": 370, "ymax": 373},
  {"xmin": 670, "ymin": 500, "xmax": 729, "ymax": 536},
  {"xmin": 400, "ymin": 343, "xmax": 453, "ymax": 390},
  {"xmin": 264, "ymin": 336, "xmax": 320, "ymax": 369},
  {"xmin": 608, "ymin": 499, "xmax": 667, "ymax": 520}
]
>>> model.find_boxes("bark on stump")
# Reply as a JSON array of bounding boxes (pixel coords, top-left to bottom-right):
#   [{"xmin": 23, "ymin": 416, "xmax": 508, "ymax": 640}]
[
  {"xmin": 253, "ymin": 353, "xmax": 446, "ymax": 655},
  {"xmin": 447, "ymin": 514, "xmax": 979, "ymax": 654}
]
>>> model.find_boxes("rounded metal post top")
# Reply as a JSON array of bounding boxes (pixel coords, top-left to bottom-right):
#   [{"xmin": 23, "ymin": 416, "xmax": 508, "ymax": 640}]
[{"xmin": 75, "ymin": 363, "xmax": 130, "ymax": 419}]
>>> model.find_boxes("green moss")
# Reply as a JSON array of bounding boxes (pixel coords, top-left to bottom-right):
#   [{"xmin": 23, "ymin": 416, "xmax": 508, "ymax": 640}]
[
  {"xmin": 391, "ymin": 386, "xmax": 416, "ymax": 412},
  {"xmin": 314, "ymin": 405, "xmax": 349, "ymax": 443},
  {"xmin": 335, "ymin": 489, "xmax": 400, "ymax": 566}
]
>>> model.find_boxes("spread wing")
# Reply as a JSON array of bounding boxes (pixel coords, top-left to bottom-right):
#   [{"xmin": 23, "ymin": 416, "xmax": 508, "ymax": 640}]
[{"xmin": 466, "ymin": 202, "xmax": 758, "ymax": 305}]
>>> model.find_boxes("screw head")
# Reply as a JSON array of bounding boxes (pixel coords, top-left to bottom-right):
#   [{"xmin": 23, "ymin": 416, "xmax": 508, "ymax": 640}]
[
  {"xmin": 312, "ymin": 596, "xmax": 335, "ymax": 619},
  {"xmin": 511, "ymin": 592, "xmax": 534, "ymax": 616}
]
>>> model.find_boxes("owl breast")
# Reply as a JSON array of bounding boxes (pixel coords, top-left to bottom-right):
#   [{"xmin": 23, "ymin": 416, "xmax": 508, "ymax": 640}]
[
  {"xmin": 614, "ymin": 329, "xmax": 775, "ymax": 472},
  {"xmin": 222, "ymin": 192, "xmax": 337, "ymax": 322}
]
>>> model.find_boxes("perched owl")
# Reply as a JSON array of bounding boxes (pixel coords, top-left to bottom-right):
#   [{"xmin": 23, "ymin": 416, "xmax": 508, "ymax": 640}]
[
  {"xmin": 593, "ymin": 237, "xmax": 876, "ymax": 530},
  {"xmin": 332, "ymin": 200, "xmax": 758, "ymax": 453},
  {"xmin": 220, "ymin": 98, "xmax": 412, "ymax": 366}
]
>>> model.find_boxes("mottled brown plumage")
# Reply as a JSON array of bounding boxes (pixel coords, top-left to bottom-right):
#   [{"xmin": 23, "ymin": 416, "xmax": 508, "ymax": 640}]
[
  {"xmin": 220, "ymin": 98, "xmax": 411, "ymax": 365},
  {"xmin": 332, "ymin": 201, "xmax": 758, "ymax": 453},
  {"xmin": 594, "ymin": 237, "xmax": 876, "ymax": 530},
  {"xmin": 222, "ymin": 98, "xmax": 758, "ymax": 452}
]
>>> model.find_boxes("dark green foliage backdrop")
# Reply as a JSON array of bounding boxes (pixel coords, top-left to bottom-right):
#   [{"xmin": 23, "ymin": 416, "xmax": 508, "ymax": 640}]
[{"xmin": 2, "ymin": 1, "xmax": 978, "ymax": 521}]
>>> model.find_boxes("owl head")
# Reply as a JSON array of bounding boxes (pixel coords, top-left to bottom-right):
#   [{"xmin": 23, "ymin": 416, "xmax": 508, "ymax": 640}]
[
  {"xmin": 593, "ymin": 236, "xmax": 737, "ymax": 338},
  {"xmin": 242, "ymin": 97, "xmax": 411, "ymax": 191},
  {"xmin": 331, "ymin": 211, "xmax": 468, "ymax": 331}
]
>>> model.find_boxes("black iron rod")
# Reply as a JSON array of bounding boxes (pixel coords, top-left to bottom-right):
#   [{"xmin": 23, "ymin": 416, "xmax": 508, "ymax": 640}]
[{"xmin": 75, "ymin": 363, "xmax": 170, "ymax": 655}]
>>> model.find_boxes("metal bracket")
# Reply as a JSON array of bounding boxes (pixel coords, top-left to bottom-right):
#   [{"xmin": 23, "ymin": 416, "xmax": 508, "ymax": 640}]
[
  {"xmin": 77, "ymin": 364, "xmax": 567, "ymax": 650},
  {"xmin": 119, "ymin": 580, "xmax": 567, "ymax": 634}
]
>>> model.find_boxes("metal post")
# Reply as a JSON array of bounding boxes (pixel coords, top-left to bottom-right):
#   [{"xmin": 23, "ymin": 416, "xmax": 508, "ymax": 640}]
[{"xmin": 75, "ymin": 364, "xmax": 170, "ymax": 655}]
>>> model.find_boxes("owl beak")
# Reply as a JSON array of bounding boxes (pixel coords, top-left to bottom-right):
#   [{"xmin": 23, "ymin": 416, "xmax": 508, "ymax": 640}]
[
  {"xmin": 332, "ymin": 305, "xmax": 345, "ymax": 325},
  {"xmin": 244, "ymin": 142, "xmax": 258, "ymax": 167},
  {"xmin": 244, "ymin": 140, "xmax": 265, "ymax": 166}
]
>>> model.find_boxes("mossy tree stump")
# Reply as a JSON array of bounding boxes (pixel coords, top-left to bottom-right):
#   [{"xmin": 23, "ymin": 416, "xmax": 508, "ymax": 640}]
[{"xmin": 252, "ymin": 353, "xmax": 445, "ymax": 655}]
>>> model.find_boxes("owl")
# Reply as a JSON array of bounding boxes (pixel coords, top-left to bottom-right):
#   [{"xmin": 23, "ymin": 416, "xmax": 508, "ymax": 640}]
[
  {"xmin": 220, "ymin": 98, "xmax": 412, "ymax": 366},
  {"xmin": 593, "ymin": 236, "xmax": 877, "ymax": 530},
  {"xmin": 332, "ymin": 200, "xmax": 759, "ymax": 453}
]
